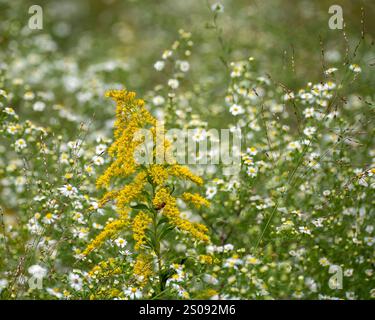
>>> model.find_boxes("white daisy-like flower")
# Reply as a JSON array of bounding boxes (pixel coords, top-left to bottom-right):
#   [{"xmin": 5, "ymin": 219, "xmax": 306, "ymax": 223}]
[
  {"xmin": 76, "ymin": 227, "xmax": 89, "ymax": 239},
  {"xmin": 124, "ymin": 287, "xmax": 142, "ymax": 299},
  {"xmin": 364, "ymin": 237, "xmax": 375, "ymax": 246},
  {"xmin": 245, "ymin": 255, "xmax": 260, "ymax": 265},
  {"xmin": 270, "ymin": 103, "xmax": 283, "ymax": 113},
  {"xmin": 42, "ymin": 212, "xmax": 57, "ymax": 224},
  {"xmin": 95, "ymin": 144, "xmax": 106, "ymax": 155},
  {"xmin": 303, "ymin": 107, "xmax": 315, "ymax": 118},
  {"xmin": 28, "ymin": 264, "xmax": 47, "ymax": 279},
  {"xmin": 223, "ymin": 257, "xmax": 242, "ymax": 268},
  {"xmin": 72, "ymin": 212, "xmax": 84, "ymax": 224},
  {"xmin": 229, "ymin": 104, "xmax": 244, "ymax": 116},
  {"xmin": 33, "ymin": 101, "xmax": 46, "ymax": 112},
  {"xmin": 92, "ymin": 222, "xmax": 103, "ymax": 230},
  {"xmin": 247, "ymin": 166, "xmax": 258, "ymax": 177},
  {"xmin": 223, "ymin": 244, "xmax": 234, "ymax": 251},
  {"xmin": 247, "ymin": 147, "xmax": 257, "ymax": 156},
  {"xmin": 15, "ymin": 138, "xmax": 27, "ymax": 150},
  {"xmin": 324, "ymin": 67, "xmax": 338, "ymax": 75},
  {"xmin": 211, "ymin": 2, "xmax": 224, "ymax": 12},
  {"xmin": 115, "ymin": 237, "xmax": 127, "ymax": 248},
  {"xmin": 324, "ymin": 81, "xmax": 336, "ymax": 90},
  {"xmin": 93, "ymin": 155, "xmax": 104, "ymax": 165},
  {"xmin": 84, "ymin": 165, "xmax": 94, "ymax": 176},
  {"xmin": 46, "ymin": 287, "xmax": 63, "ymax": 299},
  {"xmin": 349, "ymin": 64, "xmax": 361, "ymax": 73},
  {"xmin": 152, "ymin": 95, "xmax": 165, "ymax": 106},
  {"xmin": 154, "ymin": 60, "xmax": 165, "ymax": 71},
  {"xmin": 0, "ymin": 279, "xmax": 8, "ymax": 293},
  {"xmin": 299, "ymin": 226, "xmax": 311, "ymax": 235},
  {"xmin": 319, "ymin": 257, "xmax": 330, "ymax": 266},
  {"xmin": 303, "ymin": 126, "xmax": 316, "ymax": 137},
  {"xmin": 7, "ymin": 124, "xmax": 19, "ymax": 135},
  {"xmin": 24, "ymin": 91, "xmax": 35, "ymax": 100},
  {"xmin": 191, "ymin": 128, "xmax": 207, "ymax": 142},
  {"xmin": 120, "ymin": 249, "xmax": 131, "ymax": 256},
  {"xmin": 60, "ymin": 153, "xmax": 69, "ymax": 164},
  {"xmin": 206, "ymin": 186, "xmax": 217, "ymax": 199},
  {"xmin": 162, "ymin": 50, "xmax": 173, "ymax": 59},
  {"xmin": 283, "ymin": 92, "xmax": 295, "ymax": 101},
  {"xmin": 179, "ymin": 61, "xmax": 190, "ymax": 72},
  {"xmin": 365, "ymin": 269, "xmax": 373, "ymax": 277},
  {"xmin": 168, "ymin": 79, "xmax": 179, "ymax": 89},
  {"xmin": 344, "ymin": 269, "xmax": 353, "ymax": 277},
  {"xmin": 69, "ymin": 273, "xmax": 83, "ymax": 291},
  {"xmin": 312, "ymin": 218, "xmax": 324, "ymax": 227},
  {"xmin": 346, "ymin": 292, "xmax": 356, "ymax": 300},
  {"xmin": 4, "ymin": 107, "xmax": 16, "ymax": 116},
  {"xmin": 68, "ymin": 140, "xmax": 83, "ymax": 150},
  {"xmin": 203, "ymin": 274, "xmax": 219, "ymax": 285},
  {"xmin": 59, "ymin": 184, "xmax": 78, "ymax": 197}
]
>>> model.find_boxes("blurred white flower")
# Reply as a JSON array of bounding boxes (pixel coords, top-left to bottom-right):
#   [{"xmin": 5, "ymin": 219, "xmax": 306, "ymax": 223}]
[
  {"xmin": 229, "ymin": 104, "xmax": 244, "ymax": 116},
  {"xmin": 28, "ymin": 264, "xmax": 47, "ymax": 279},
  {"xmin": 115, "ymin": 237, "xmax": 127, "ymax": 248},
  {"xmin": 93, "ymin": 155, "xmax": 104, "ymax": 165},
  {"xmin": 179, "ymin": 61, "xmax": 190, "ymax": 72},
  {"xmin": 95, "ymin": 144, "xmax": 107, "ymax": 155},
  {"xmin": 349, "ymin": 64, "xmax": 361, "ymax": 73},
  {"xmin": 69, "ymin": 273, "xmax": 83, "ymax": 291},
  {"xmin": 0, "ymin": 279, "xmax": 8, "ymax": 293},
  {"xmin": 124, "ymin": 287, "xmax": 142, "ymax": 299},
  {"xmin": 211, "ymin": 2, "xmax": 224, "ymax": 12},
  {"xmin": 59, "ymin": 184, "xmax": 78, "ymax": 197},
  {"xmin": 152, "ymin": 95, "xmax": 165, "ymax": 106},
  {"xmin": 154, "ymin": 60, "xmax": 165, "ymax": 71},
  {"xmin": 33, "ymin": 101, "xmax": 46, "ymax": 112},
  {"xmin": 303, "ymin": 126, "xmax": 316, "ymax": 137},
  {"xmin": 15, "ymin": 139, "xmax": 27, "ymax": 151},
  {"xmin": 324, "ymin": 67, "xmax": 338, "ymax": 75},
  {"xmin": 206, "ymin": 186, "xmax": 217, "ymax": 199},
  {"xmin": 168, "ymin": 79, "xmax": 179, "ymax": 89}
]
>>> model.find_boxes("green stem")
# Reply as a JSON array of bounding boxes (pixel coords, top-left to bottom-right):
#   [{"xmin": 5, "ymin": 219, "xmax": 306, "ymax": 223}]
[
  {"xmin": 149, "ymin": 182, "xmax": 164, "ymax": 294},
  {"xmin": 151, "ymin": 202, "xmax": 163, "ymax": 294}
]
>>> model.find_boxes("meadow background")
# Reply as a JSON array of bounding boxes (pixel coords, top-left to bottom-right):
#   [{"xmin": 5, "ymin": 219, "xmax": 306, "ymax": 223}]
[{"xmin": 0, "ymin": 0, "xmax": 374, "ymax": 299}]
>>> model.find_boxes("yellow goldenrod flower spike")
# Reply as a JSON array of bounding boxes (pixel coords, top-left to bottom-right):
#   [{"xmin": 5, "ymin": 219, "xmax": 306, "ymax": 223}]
[
  {"xmin": 148, "ymin": 165, "xmax": 169, "ymax": 186},
  {"xmin": 132, "ymin": 211, "xmax": 152, "ymax": 250},
  {"xmin": 84, "ymin": 89, "xmax": 210, "ymax": 291},
  {"xmin": 153, "ymin": 188, "xmax": 209, "ymax": 242},
  {"xmin": 133, "ymin": 254, "xmax": 153, "ymax": 285},
  {"xmin": 168, "ymin": 164, "xmax": 203, "ymax": 185},
  {"xmin": 116, "ymin": 171, "xmax": 147, "ymax": 209},
  {"xmin": 182, "ymin": 192, "xmax": 210, "ymax": 209},
  {"xmin": 82, "ymin": 218, "xmax": 129, "ymax": 256}
]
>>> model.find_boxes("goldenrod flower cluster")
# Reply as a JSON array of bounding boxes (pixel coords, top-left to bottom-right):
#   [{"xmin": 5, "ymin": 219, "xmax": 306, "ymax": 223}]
[
  {"xmin": 198, "ymin": 254, "xmax": 214, "ymax": 264},
  {"xmin": 148, "ymin": 165, "xmax": 169, "ymax": 185},
  {"xmin": 83, "ymin": 218, "xmax": 129, "ymax": 256},
  {"xmin": 89, "ymin": 288, "xmax": 122, "ymax": 300},
  {"xmin": 83, "ymin": 89, "xmax": 210, "ymax": 281},
  {"xmin": 153, "ymin": 188, "xmax": 209, "ymax": 242},
  {"xmin": 96, "ymin": 90, "xmax": 155, "ymax": 189},
  {"xmin": 88, "ymin": 258, "xmax": 122, "ymax": 280},
  {"xmin": 133, "ymin": 254, "xmax": 153, "ymax": 285},
  {"xmin": 132, "ymin": 211, "xmax": 152, "ymax": 250},
  {"xmin": 168, "ymin": 165, "xmax": 203, "ymax": 185},
  {"xmin": 182, "ymin": 192, "xmax": 210, "ymax": 209}
]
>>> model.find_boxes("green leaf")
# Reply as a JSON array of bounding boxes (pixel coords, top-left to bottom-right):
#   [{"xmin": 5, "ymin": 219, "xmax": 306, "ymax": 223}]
[
  {"xmin": 130, "ymin": 203, "xmax": 149, "ymax": 211},
  {"xmin": 158, "ymin": 224, "xmax": 175, "ymax": 241},
  {"xmin": 157, "ymin": 217, "xmax": 169, "ymax": 226}
]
